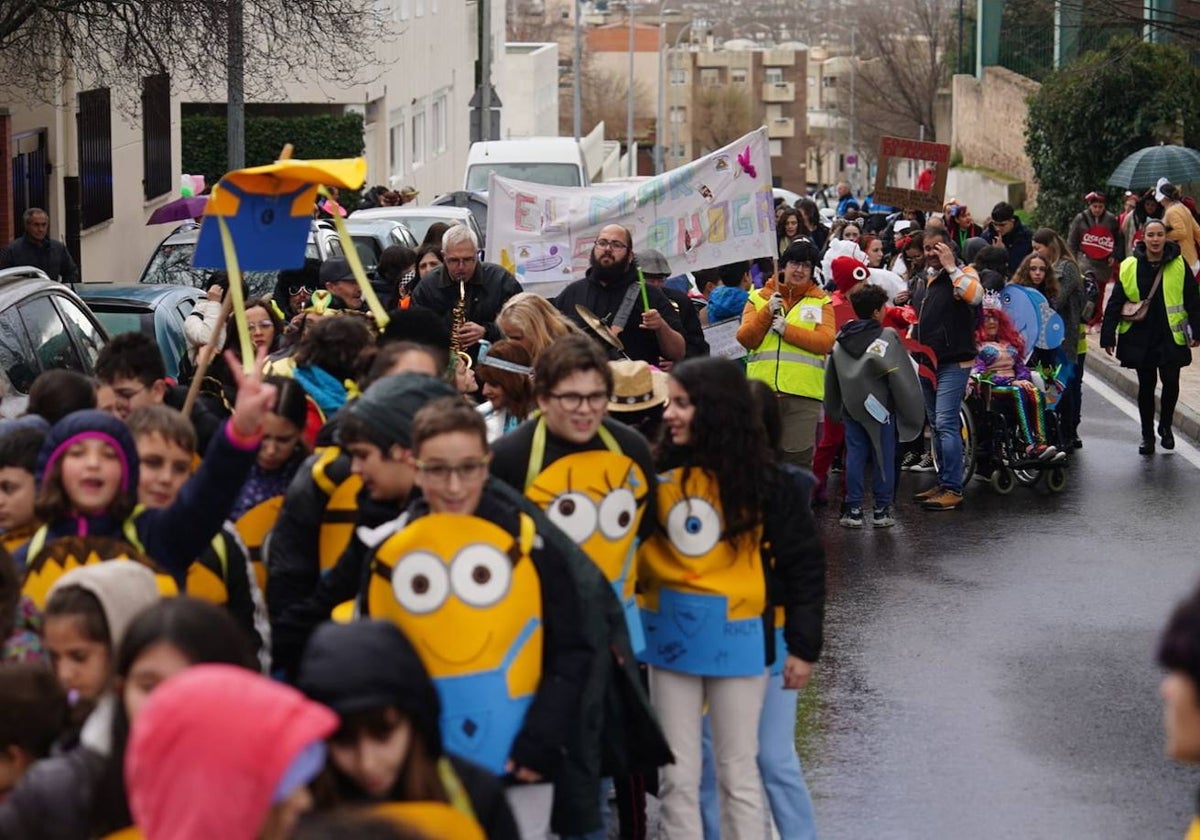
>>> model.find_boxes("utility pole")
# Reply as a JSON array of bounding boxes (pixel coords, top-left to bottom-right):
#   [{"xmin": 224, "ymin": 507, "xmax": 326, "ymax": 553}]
[
  {"xmin": 626, "ymin": 6, "xmax": 635, "ymax": 176},
  {"xmin": 481, "ymin": 0, "xmax": 493, "ymax": 141},
  {"xmin": 655, "ymin": 3, "xmax": 665, "ymax": 174},
  {"xmin": 573, "ymin": 0, "xmax": 583, "ymax": 142},
  {"xmin": 227, "ymin": 0, "xmax": 245, "ymax": 169}
]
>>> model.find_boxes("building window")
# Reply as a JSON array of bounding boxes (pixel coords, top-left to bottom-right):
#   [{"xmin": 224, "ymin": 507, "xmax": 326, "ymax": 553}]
[
  {"xmin": 412, "ymin": 111, "xmax": 426, "ymax": 168},
  {"xmin": 731, "ymin": 68, "xmax": 748, "ymax": 84},
  {"xmin": 669, "ymin": 106, "xmax": 687, "ymax": 124},
  {"xmin": 700, "ymin": 68, "xmax": 720, "ymax": 86},
  {"xmin": 416, "ymin": 0, "xmax": 424, "ymax": 16},
  {"xmin": 671, "ymin": 143, "xmax": 687, "ymax": 159},
  {"xmin": 822, "ymin": 75, "xmax": 838, "ymax": 88},
  {"xmin": 77, "ymin": 87, "xmax": 113, "ymax": 229},
  {"xmin": 390, "ymin": 122, "xmax": 405, "ymax": 178},
  {"xmin": 141, "ymin": 74, "xmax": 171, "ymax": 201},
  {"xmin": 769, "ymin": 140, "xmax": 783, "ymax": 156},
  {"xmin": 432, "ymin": 96, "xmax": 447, "ymax": 154},
  {"xmin": 765, "ymin": 67, "xmax": 784, "ymax": 84},
  {"xmin": 670, "ymin": 68, "xmax": 688, "ymax": 85},
  {"xmin": 395, "ymin": 0, "xmax": 411, "ymax": 21}
]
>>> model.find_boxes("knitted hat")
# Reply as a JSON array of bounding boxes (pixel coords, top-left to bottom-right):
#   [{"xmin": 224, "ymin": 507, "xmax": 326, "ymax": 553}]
[
  {"xmin": 36, "ymin": 410, "xmax": 139, "ymax": 496},
  {"xmin": 345, "ymin": 373, "xmax": 458, "ymax": 449},
  {"xmin": 47, "ymin": 560, "xmax": 161, "ymax": 650},
  {"xmin": 830, "ymin": 255, "xmax": 870, "ymax": 294}
]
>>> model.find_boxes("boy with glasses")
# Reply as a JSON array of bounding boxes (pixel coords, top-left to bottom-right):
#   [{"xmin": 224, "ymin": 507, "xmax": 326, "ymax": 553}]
[{"xmin": 553, "ymin": 224, "xmax": 685, "ymax": 365}]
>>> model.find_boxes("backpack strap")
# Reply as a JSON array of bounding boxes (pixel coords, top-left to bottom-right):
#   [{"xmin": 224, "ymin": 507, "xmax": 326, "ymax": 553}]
[{"xmin": 524, "ymin": 417, "xmax": 622, "ymax": 490}]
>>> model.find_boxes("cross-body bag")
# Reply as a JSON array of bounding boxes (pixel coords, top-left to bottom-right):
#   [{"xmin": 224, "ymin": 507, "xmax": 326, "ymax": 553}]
[{"xmin": 1120, "ymin": 266, "xmax": 1164, "ymax": 322}]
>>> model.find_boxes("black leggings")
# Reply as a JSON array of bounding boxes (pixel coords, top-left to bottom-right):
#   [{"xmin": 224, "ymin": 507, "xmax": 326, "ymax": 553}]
[{"xmin": 1135, "ymin": 365, "xmax": 1181, "ymax": 437}]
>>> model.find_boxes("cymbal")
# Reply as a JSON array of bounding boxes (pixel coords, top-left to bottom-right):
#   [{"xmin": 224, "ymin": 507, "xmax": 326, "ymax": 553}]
[{"xmin": 575, "ymin": 304, "xmax": 624, "ymax": 351}]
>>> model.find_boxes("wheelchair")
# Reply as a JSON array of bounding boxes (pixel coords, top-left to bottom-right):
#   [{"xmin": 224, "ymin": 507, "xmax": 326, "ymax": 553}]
[{"xmin": 932, "ymin": 376, "xmax": 1068, "ymax": 495}]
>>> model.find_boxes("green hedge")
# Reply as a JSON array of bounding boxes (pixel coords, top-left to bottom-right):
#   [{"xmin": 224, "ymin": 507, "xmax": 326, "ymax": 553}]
[{"xmin": 182, "ymin": 113, "xmax": 366, "ymax": 206}]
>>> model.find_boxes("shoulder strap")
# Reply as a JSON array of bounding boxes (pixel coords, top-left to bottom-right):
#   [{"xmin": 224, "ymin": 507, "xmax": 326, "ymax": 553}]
[
  {"xmin": 1149, "ymin": 266, "xmax": 1165, "ymax": 299},
  {"xmin": 436, "ymin": 757, "xmax": 478, "ymax": 821},
  {"xmin": 524, "ymin": 418, "xmax": 622, "ymax": 490},
  {"xmin": 122, "ymin": 507, "xmax": 147, "ymax": 554},
  {"xmin": 613, "ymin": 281, "xmax": 643, "ymax": 329}
]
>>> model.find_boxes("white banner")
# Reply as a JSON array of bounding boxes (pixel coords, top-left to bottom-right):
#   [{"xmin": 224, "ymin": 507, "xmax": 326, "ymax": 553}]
[{"xmin": 485, "ymin": 128, "xmax": 776, "ymax": 293}]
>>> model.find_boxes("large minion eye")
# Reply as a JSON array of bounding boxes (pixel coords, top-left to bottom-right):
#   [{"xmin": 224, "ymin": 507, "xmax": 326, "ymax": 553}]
[
  {"xmin": 852, "ymin": 265, "xmax": 870, "ymax": 282},
  {"xmin": 665, "ymin": 498, "xmax": 722, "ymax": 557},
  {"xmin": 450, "ymin": 544, "xmax": 512, "ymax": 608},
  {"xmin": 598, "ymin": 488, "xmax": 638, "ymax": 540},
  {"xmin": 545, "ymin": 492, "xmax": 598, "ymax": 543},
  {"xmin": 391, "ymin": 552, "xmax": 450, "ymax": 614}
]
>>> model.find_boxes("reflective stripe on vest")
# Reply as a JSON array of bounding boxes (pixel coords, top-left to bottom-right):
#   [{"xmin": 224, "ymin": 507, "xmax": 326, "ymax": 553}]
[
  {"xmin": 744, "ymin": 289, "xmax": 828, "ymax": 398},
  {"xmin": 1117, "ymin": 257, "xmax": 1187, "ymax": 344}
]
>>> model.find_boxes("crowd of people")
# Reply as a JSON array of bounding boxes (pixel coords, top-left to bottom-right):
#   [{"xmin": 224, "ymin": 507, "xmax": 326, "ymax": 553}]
[{"xmin": 0, "ymin": 172, "xmax": 1199, "ymax": 838}]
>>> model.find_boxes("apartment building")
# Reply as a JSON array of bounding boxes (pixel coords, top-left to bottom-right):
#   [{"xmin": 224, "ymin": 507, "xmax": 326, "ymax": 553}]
[
  {"xmin": 665, "ymin": 41, "xmax": 808, "ymax": 194},
  {"xmin": 1, "ymin": 0, "xmax": 495, "ymax": 282}
]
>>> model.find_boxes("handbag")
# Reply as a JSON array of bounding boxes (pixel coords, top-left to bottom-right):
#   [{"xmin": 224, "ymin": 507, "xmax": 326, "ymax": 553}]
[{"xmin": 1120, "ymin": 266, "xmax": 1164, "ymax": 322}]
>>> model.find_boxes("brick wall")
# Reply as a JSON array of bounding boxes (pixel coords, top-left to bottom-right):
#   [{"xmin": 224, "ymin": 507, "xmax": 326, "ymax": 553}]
[
  {"xmin": 951, "ymin": 67, "xmax": 1041, "ymax": 206},
  {"xmin": 0, "ymin": 110, "xmax": 10, "ymax": 242}
]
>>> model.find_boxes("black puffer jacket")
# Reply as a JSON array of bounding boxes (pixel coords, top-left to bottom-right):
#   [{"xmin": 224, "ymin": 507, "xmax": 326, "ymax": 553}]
[{"xmin": 410, "ymin": 262, "xmax": 522, "ymax": 354}]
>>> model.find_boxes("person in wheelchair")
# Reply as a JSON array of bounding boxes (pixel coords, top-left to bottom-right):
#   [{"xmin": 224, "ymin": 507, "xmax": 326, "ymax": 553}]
[{"xmin": 971, "ymin": 294, "xmax": 1066, "ymax": 463}]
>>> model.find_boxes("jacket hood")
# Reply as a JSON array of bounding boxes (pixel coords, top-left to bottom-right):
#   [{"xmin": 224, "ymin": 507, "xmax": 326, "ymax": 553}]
[
  {"xmin": 36, "ymin": 410, "xmax": 139, "ymax": 496},
  {"xmin": 1134, "ymin": 238, "xmax": 1182, "ymax": 262},
  {"xmin": 836, "ymin": 318, "xmax": 883, "ymax": 358},
  {"xmin": 297, "ymin": 620, "xmax": 443, "ymax": 756},
  {"xmin": 126, "ymin": 664, "xmax": 337, "ymax": 840}
]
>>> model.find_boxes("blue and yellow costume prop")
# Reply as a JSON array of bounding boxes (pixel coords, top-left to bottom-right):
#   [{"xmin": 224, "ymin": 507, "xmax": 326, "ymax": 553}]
[
  {"xmin": 366, "ymin": 513, "xmax": 542, "ymax": 775},
  {"xmin": 637, "ymin": 468, "xmax": 767, "ymax": 677},
  {"xmin": 523, "ymin": 418, "xmax": 649, "ymax": 653}
]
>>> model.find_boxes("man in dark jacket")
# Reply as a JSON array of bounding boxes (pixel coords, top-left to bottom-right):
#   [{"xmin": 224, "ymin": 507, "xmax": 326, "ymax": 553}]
[
  {"xmin": 637, "ymin": 248, "xmax": 708, "ymax": 363},
  {"xmin": 0, "ymin": 208, "xmax": 79, "ymax": 284},
  {"xmin": 411, "ymin": 224, "xmax": 522, "ymax": 361},
  {"xmin": 983, "ymin": 201, "xmax": 1033, "ymax": 273},
  {"xmin": 554, "ymin": 224, "xmax": 685, "ymax": 365},
  {"xmin": 910, "ymin": 228, "xmax": 983, "ymax": 511}
]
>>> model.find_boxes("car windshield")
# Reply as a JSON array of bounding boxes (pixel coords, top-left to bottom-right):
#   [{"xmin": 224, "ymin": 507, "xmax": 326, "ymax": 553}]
[
  {"xmin": 352, "ymin": 236, "xmax": 382, "ymax": 272},
  {"xmin": 465, "ymin": 163, "xmax": 581, "ymax": 191},
  {"xmin": 92, "ymin": 310, "xmax": 154, "ymax": 338},
  {"xmin": 141, "ymin": 242, "xmax": 277, "ymax": 298}
]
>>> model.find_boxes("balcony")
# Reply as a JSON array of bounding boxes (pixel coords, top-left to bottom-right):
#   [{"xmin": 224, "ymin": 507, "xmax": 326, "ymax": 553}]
[
  {"xmin": 696, "ymin": 51, "xmax": 729, "ymax": 68},
  {"xmin": 768, "ymin": 117, "xmax": 795, "ymax": 138},
  {"xmin": 762, "ymin": 49, "xmax": 797, "ymax": 67},
  {"xmin": 761, "ymin": 81, "xmax": 795, "ymax": 102}
]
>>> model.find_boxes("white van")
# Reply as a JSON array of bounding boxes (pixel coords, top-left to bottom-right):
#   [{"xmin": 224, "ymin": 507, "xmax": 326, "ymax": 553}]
[{"xmin": 464, "ymin": 138, "xmax": 590, "ymax": 192}]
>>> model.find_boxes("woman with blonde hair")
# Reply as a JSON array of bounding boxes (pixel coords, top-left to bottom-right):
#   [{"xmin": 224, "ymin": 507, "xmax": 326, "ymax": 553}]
[{"xmin": 496, "ymin": 292, "xmax": 579, "ymax": 362}]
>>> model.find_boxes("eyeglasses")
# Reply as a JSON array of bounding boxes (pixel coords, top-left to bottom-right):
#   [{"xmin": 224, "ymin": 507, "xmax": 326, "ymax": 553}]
[
  {"xmin": 547, "ymin": 391, "xmax": 609, "ymax": 410},
  {"xmin": 288, "ymin": 284, "xmax": 311, "ymax": 296},
  {"xmin": 113, "ymin": 384, "xmax": 148, "ymax": 404},
  {"xmin": 445, "ymin": 256, "xmax": 477, "ymax": 267},
  {"xmin": 413, "ymin": 458, "xmax": 491, "ymax": 485},
  {"xmin": 594, "ymin": 239, "xmax": 629, "ymax": 252},
  {"xmin": 785, "ymin": 261, "xmax": 813, "ymax": 270},
  {"xmin": 248, "ymin": 320, "xmax": 274, "ymax": 331}
]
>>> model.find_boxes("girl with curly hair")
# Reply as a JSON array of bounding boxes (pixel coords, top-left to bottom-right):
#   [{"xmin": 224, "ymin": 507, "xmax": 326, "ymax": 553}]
[
  {"xmin": 640, "ymin": 357, "xmax": 824, "ymax": 840},
  {"xmin": 1011, "ymin": 252, "xmax": 1060, "ymax": 307}
]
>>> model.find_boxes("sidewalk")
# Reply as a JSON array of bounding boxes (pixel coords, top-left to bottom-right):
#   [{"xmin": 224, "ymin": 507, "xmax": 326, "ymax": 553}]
[{"xmin": 1083, "ymin": 331, "xmax": 1200, "ymax": 443}]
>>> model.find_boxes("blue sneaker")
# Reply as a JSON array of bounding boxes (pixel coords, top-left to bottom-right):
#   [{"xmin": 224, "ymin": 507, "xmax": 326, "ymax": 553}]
[
  {"xmin": 839, "ymin": 506, "xmax": 864, "ymax": 528},
  {"xmin": 872, "ymin": 506, "xmax": 896, "ymax": 527}
]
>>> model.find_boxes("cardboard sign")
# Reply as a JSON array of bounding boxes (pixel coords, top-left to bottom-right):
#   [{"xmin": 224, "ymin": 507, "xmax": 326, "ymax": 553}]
[
  {"xmin": 872, "ymin": 136, "xmax": 951, "ymax": 213},
  {"xmin": 486, "ymin": 129, "xmax": 778, "ymax": 289},
  {"xmin": 702, "ymin": 317, "xmax": 747, "ymax": 360}
]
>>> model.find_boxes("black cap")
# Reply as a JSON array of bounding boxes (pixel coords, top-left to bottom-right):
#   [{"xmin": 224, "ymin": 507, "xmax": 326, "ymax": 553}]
[
  {"xmin": 319, "ymin": 257, "xmax": 354, "ymax": 285},
  {"xmin": 344, "ymin": 372, "xmax": 458, "ymax": 449},
  {"xmin": 297, "ymin": 620, "xmax": 443, "ymax": 754}
]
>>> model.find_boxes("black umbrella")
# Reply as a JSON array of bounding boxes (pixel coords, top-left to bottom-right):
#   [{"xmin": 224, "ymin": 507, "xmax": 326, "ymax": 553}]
[{"xmin": 1107, "ymin": 144, "xmax": 1200, "ymax": 190}]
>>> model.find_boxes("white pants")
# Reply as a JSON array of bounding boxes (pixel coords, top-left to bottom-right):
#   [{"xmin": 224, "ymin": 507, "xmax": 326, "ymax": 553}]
[
  {"xmin": 505, "ymin": 782, "xmax": 554, "ymax": 840},
  {"xmin": 651, "ymin": 667, "xmax": 769, "ymax": 840}
]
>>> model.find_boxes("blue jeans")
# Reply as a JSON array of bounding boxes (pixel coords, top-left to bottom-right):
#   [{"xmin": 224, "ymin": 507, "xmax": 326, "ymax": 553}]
[
  {"xmin": 842, "ymin": 416, "xmax": 895, "ymax": 509},
  {"xmin": 699, "ymin": 673, "xmax": 817, "ymax": 839},
  {"xmin": 922, "ymin": 364, "xmax": 971, "ymax": 494}
]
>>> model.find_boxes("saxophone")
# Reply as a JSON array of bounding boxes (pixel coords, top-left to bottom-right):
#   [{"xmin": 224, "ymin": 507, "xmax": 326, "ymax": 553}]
[{"xmin": 450, "ymin": 279, "xmax": 472, "ymax": 371}]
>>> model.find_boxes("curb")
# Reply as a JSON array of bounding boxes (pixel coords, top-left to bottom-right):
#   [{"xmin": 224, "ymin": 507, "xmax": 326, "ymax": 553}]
[{"xmin": 1083, "ymin": 351, "xmax": 1200, "ymax": 445}]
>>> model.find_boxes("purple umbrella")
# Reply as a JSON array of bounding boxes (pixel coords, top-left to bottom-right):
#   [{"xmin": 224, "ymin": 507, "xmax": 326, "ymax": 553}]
[{"xmin": 147, "ymin": 196, "xmax": 209, "ymax": 225}]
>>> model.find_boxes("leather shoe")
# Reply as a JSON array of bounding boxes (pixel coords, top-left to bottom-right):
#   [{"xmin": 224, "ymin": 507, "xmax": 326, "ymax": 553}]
[
  {"xmin": 1161, "ymin": 428, "xmax": 1175, "ymax": 450},
  {"xmin": 1139, "ymin": 437, "xmax": 1155, "ymax": 456}
]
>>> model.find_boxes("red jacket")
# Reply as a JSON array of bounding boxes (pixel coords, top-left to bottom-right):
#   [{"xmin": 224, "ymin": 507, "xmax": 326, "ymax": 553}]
[{"xmin": 126, "ymin": 664, "xmax": 337, "ymax": 840}]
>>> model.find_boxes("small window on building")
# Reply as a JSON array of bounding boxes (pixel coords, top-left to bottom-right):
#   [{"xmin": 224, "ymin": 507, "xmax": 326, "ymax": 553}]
[
  {"xmin": 769, "ymin": 140, "xmax": 783, "ymax": 156},
  {"xmin": 670, "ymin": 68, "xmax": 689, "ymax": 85},
  {"xmin": 669, "ymin": 106, "xmax": 687, "ymax": 124},
  {"xmin": 416, "ymin": 0, "xmax": 424, "ymax": 16},
  {"xmin": 432, "ymin": 96, "xmax": 447, "ymax": 154},
  {"xmin": 731, "ymin": 68, "xmax": 748, "ymax": 84},
  {"xmin": 765, "ymin": 67, "xmax": 784, "ymax": 84},
  {"xmin": 141, "ymin": 74, "xmax": 171, "ymax": 201},
  {"xmin": 390, "ymin": 123, "xmax": 405, "ymax": 178},
  {"xmin": 412, "ymin": 111, "xmax": 426, "ymax": 168},
  {"xmin": 77, "ymin": 87, "xmax": 113, "ymax": 229},
  {"xmin": 700, "ymin": 68, "xmax": 720, "ymax": 86},
  {"xmin": 823, "ymin": 75, "xmax": 838, "ymax": 88}
]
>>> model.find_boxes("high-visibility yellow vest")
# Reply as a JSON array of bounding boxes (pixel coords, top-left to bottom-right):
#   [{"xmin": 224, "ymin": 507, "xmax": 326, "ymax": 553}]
[
  {"xmin": 1117, "ymin": 256, "xmax": 1187, "ymax": 345},
  {"xmin": 744, "ymin": 289, "xmax": 829, "ymax": 399}
]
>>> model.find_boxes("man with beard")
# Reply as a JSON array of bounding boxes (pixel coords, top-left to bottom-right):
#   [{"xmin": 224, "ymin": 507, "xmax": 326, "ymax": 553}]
[
  {"xmin": 553, "ymin": 224, "xmax": 685, "ymax": 365},
  {"xmin": 411, "ymin": 224, "xmax": 523, "ymax": 362}
]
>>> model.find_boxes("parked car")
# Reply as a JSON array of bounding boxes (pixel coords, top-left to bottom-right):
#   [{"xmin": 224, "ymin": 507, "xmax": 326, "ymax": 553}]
[
  {"xmin": 348, "ymin": 206, "xmax": 486, "ymax": 249},
  {"xmin": 0, "ymin": 267, "xmax": 109, "ymax": 417},
  {"xmin": 79, "ymin": 285, "xmax": 203, "ymax": 381},
  {"xmin": 138, "ymin": 220, "xmax": 344, "ymax": 299},
  {"xmin": 343, "ymin": 218, "xmax": 420, "ymax": 273}
]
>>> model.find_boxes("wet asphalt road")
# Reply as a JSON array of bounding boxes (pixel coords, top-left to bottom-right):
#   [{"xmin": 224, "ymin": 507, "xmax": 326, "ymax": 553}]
[{"xmin": 802, "ymin": 378, "xmax": 1200, "ymax": 839}]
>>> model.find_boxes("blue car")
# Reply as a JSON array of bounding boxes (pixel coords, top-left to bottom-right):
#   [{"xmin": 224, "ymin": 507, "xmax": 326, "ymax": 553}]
[{"xmin": 79, "ymin": 285, "xmax": 204, "ymax": 380}]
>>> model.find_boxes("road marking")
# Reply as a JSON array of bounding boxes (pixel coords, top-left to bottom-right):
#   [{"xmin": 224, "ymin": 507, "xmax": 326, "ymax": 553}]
[{"xmin": 1086, "ymin": 376, "xmax": 1200, "ymax": 470}]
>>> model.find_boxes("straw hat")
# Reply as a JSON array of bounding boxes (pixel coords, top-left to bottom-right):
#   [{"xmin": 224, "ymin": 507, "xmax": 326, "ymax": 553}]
[{"xmin": 608, "ymin": 360, "xmax": 669, "ymax": 413}]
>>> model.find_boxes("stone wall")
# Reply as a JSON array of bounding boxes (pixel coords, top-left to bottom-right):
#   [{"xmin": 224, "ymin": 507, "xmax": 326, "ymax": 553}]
[{"xmin": 951, "ymin": 67, "xmax": 1040, "ymax": 207}]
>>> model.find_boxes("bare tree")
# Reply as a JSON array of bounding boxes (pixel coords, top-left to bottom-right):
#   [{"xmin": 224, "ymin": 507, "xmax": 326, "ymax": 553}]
[
  {"xmin": 0, "ymin": 1, "xmax": 389, "ymax": 108},
  {"xmin": 692, "ymin": 85, "xmax": 756, "ymax": 153},
  {"xmin": 559, "ymin": 54, "xmax": 651, "ymax": 138}
]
